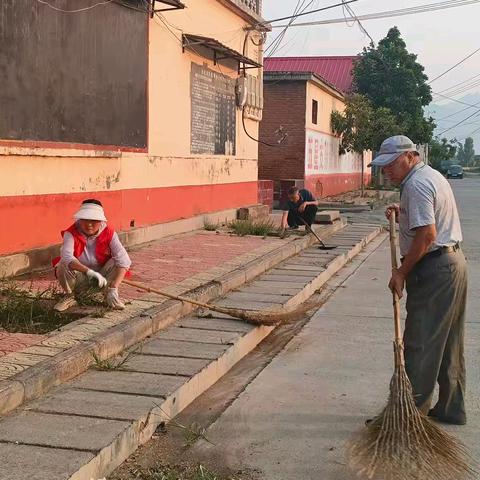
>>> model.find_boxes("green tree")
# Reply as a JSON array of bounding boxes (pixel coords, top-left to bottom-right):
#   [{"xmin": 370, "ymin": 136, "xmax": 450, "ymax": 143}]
[
  {"xmin": 455, "ymin": 138, "xmax": 475, "ymax": 166},
  {"xmin": 353, "ymin": 27, "xmax": 435, "ymax": 145},
  {"xmin": 428, "ymin": 137, "xmax": 456, "ymax": 171},
  {"xmin": 331, "ymin": 94, "xmax": 401, "ymax": 153},
  {"xmin": 456, "ymin": 142, "xmax": 466, "ymax": 165},
  {"xmin": 464, "ymin": 137, "xmax": 475, "ymax": 166}
]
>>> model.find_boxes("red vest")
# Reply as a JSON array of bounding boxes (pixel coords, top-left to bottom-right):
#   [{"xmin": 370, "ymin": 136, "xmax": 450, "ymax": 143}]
[{"xmin": 52, "ymin": 224, "xmax": 114, "ymax": 267}]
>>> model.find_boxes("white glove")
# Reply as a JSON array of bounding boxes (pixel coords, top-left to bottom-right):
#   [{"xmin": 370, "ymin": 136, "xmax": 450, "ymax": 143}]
[
  {"xmin": 106, "ymin": 287, "xmax": 125, "ymax": 310},
  {"xmin": 86, "ymin": 269, "xmax": 108, "ymax": 289}
]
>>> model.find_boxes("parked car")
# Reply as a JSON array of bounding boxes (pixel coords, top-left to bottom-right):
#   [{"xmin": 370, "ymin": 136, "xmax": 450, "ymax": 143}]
[
  {"xmin": 440, "ymin": 160, "xmax": 454, "ymax": 175},
  {"xmin": 446, "ymin": 165, "xmax": 464, "ymax": 179}
]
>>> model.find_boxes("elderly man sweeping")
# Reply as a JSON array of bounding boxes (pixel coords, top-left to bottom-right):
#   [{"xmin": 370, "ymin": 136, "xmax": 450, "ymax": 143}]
[
  {"xmin": 53, "ymin": 199, "xmax": 131, "ymax": 312},
  {"xmin": 372, "ymin": 135, "xmax": 467, "ymax": 425}
]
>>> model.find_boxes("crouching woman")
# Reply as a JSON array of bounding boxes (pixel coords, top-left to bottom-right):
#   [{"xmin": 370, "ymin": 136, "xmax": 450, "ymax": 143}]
[{"xmin": 53, "ymin": 199, "xmax": 131, "ymax": 312}]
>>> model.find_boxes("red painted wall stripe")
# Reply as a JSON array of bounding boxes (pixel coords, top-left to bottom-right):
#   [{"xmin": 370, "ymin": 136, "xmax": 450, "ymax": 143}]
[
  {"xmin": 0, "ymin": 182, "xmax": 257, "ymax": 256},
  {"xmin": 305, "ymin": 173, "xmax": 371, "ymax": 198}
]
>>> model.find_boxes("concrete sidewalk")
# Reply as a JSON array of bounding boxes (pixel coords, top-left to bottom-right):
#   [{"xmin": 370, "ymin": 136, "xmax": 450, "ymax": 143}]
[
  {"xmin": 0, "ymin": 224, "xmax": 383, "ymax": 480},
  {"xmin": 191, "ymin": 238, "xmax": 480, "ymax": 480}
]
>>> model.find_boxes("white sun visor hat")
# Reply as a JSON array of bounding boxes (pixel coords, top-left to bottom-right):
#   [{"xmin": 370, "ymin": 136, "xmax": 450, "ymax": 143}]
[
  {"xmin": 73, "ymin": 203, "xmax": 107, "ymax": 222},
  {"xmin": 370, "ymin": 135, "xmax": 419, "ymax": 167}
]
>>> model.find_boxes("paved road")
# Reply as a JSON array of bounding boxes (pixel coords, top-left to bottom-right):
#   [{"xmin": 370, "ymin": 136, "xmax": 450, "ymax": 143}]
[{"xmin": 193, "ymin": 176, "xmax": 480, "ymax": 479}]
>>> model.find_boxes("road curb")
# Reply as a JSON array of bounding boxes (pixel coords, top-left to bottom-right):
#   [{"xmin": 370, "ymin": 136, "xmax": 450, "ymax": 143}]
[{"xmin": 0, "ymin": 221, "xmax": 345, "ymax": 416}]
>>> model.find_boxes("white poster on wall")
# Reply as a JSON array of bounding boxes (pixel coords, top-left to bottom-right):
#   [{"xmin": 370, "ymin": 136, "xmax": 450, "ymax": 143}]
[{"xmin": 305, "ymin": 129, "xmax": 363, "ymax": 175}]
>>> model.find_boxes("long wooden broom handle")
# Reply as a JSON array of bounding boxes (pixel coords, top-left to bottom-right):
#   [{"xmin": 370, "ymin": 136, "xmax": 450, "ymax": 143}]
[
  {"xmin": 124, "ymin": 279, "xmax": 221, "ymax": 311},
  {"xmin": 389, "ymin": 211, "xmax": 403, "ymax": 343}
]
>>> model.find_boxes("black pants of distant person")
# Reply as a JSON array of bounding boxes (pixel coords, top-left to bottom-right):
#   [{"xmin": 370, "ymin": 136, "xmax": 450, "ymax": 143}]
[{"xmin": 287, "ymin": 205, "xmax": 318, "ymax": 228}]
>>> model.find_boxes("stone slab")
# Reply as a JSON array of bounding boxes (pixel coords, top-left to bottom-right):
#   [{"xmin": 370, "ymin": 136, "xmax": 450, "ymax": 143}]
[
  {"xmin": 0, "ymin": 361, "xmax": 28, "ymax": 379},
  {"xmin": 260, "ymin": 274, "xmax": 314, "ymax": 283},
  {"xmin": 316, "ymin": 210, "xmax": 341, "ymax": 223},
  {"xmin": 224, "ymin": 291, "xmax": 291, "ymax": 304},
  {"xmin": 0, "ymin": 443, "xmax": 94, "ymax": 480},
  {"xmin": 29, "ymin": 388, "xmax": 162, "ymax": 421},
  {"xmin": 177, "ymin": 317, "xmax": 254, "ymax": 333},
  {"xmin": 71, "ymin": 370, "xmax": 186, "ymax": 398},
  {"xmin": 121, "ymin": 354, "xmax": 210, "ymax": 377},
  {"xmin": 282, "ymin": 257, "xmax": 329, "ymax": 267},
  {"xmin": 0, "ymin": 352, "xmax": 50, "ymax": 367},
  {"xmin": 246, "ymin": 280, "xmax": 307, "ymax": 291},
  {"xmin": 21, "ymin": 345, "xmax": 64, "ymax": 356},
  {"xmin": 237, "ymin": 204, "xmax": 270, "ymax": 221},
  {"xmin": 275, "ymin": 264, "xmax": 323, "ymax": 272},
  {"xmin": 267, "ymin": 269, "xmax": 318, "ymax": 278},
  {"xmin": 0, "ymin": 411, "xmax": 128, "ymax": 452},
  {"xmin": 238, "ymin": 284, "xmax": 301, "ymax": 296},
  {"xmin": 214, "ymin": 299, "xmax": 282, "ymax": 311},
  {"xmin": 141, "ymin": 338, "xmax": 228, "ymax": 359},
  {"xmin": 157, "ymin": 327, "xmax": 240, "ymax": 345}
]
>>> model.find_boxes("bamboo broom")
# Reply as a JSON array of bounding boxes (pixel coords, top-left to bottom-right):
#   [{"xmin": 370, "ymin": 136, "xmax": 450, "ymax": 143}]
[
  {"xmin": 347, "ymin": 211, "xmax": 475, "ymax": 480},
  {"xmin": 124, "ymin": 279, "xmax": 309, "ymax": 326}
]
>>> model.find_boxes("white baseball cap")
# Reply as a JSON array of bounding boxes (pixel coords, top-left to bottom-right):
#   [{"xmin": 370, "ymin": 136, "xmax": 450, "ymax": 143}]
[
  {"xmin": 370, "ymin": 135, "xmax": 418, "ymax": 167},
  {"xmin": 73, "ymin": 203, "xmax": 107, "ymax": 222}
]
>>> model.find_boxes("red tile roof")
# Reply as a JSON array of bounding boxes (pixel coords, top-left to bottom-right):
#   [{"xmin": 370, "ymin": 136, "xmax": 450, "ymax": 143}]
[{"xmin": 264, "ymin": 56, "xmax": 357, "ymax": 93}]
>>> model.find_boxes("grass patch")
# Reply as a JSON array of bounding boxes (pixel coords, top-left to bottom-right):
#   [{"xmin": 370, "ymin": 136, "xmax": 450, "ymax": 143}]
[
  {"xmin": 75, "ymin": 286, "xmax": 105, "ymax": 307},
  {"xmin": 228, "ymin": 218, "xmax": 279, "ymax": 237},
  {"xmin": 91, "ymin": 346, "xmax": 140, "ymax": 371},
  {"xmin": 203, "ymin": 219, "xmax": 220, "ymax": 232},
  {"xmin": 0, "ymin": 279, "xmax": 78, "ymax": 334},
  {"xmin": 126, "ymin": 463, "xmax": 241, "ymax": 480}
]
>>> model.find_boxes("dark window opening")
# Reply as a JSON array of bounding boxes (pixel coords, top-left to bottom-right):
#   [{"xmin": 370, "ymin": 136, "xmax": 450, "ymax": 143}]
[{"xmin": 312, "ymin": 100, "xmax": 318, "ymax": 125}]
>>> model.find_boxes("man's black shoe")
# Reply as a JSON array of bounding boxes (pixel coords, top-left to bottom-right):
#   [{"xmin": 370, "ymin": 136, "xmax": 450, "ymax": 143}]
[{"xmin": 428, "ymin": 409, "xmax": 466, "ymax": 425}]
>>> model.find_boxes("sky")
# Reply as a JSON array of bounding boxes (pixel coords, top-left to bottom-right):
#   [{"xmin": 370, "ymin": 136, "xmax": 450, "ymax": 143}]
[{"xmin": 262, "ymin": 0, "xmax": 480, "ymax": 148}]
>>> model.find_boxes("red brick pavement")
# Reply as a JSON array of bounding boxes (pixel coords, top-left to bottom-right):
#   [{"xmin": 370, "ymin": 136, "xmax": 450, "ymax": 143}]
[
  {"xmin": 1, "ymin": 232, "xmax": 276, "ymax": 358},
  {"xmin": 0, "ymin": 332, "xmax": 47, "ymax": 357}
]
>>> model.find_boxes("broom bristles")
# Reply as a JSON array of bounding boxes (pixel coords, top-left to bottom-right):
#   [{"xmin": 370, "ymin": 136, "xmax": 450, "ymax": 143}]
[
  {"xmin": 347, "ymin": 342, "xmax": 476, "ymax": 480},
  {"xmin": 206, "ymin": 303, "xmax": 312, "ymax": 326}
]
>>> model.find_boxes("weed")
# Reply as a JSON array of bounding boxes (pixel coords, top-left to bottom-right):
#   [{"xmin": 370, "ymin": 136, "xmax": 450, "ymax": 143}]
[
  {"xmin": 228, "ymin": 218, "xmax": 279, "ymax": 237},
  {"xmin": 203, "ymin": 219, "xmax": 220, "ymax": 232},
  {"xmin": 91, "ymin": 307, "xmax": 109, "ymax": 318},
  {"xmin": 0, "ymin": 279, "xmax": 77, "ymax": 334},
  {"xmin": 152, "ymin": 403, "xmax": 215, "ymax": 448},
  {"xmin": 75, "ymin": 285, "xmax": 105, "ymax": 307},
  {"xmin": 128, "ymin": 463, "xmax": 239, "ymax": 480},
  {"xmin": 91, "ymin": 346, "xmax": 140, "ymax": 371}
]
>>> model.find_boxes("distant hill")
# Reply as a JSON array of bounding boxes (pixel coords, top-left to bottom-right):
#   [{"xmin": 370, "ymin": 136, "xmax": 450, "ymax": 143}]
[{"xmin": 426, "ymin": 93, "xmax": 480, "ymax": 151}]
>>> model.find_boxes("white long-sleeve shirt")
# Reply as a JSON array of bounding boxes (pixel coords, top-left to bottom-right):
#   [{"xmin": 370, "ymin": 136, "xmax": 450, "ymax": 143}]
[{"xmin": 60, "ymin": 222, "xmax": 132, "ymax": 271}]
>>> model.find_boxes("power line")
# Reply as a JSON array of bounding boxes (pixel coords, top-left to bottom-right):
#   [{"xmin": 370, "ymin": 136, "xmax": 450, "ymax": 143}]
[
  {"xmin": 270, "ymin": 0, "xmax": 480, "ymax": 28},
  {"xmin": 265, "ymin": 0, "xmax": 316, "ymax": 57},
  {"xmin": 433, "ymin": 92, "xmax": 480, "ymax": 107},
  {"xmin": 439, "ymin": 79, "xmax": 480, "ymax": 98},
  {"xmin": 35, "ymin": 0, "xmax": 114, "ymax": 13},
  {"xmin": 435, "ymin": 72, "xmax": 480, "ymax": 95},
  {"xmin": 431, "ymin": 99, "xmax": 480, "ymax": 121},
  {"xmin": 341, "ymin": 0, "xmax": 374, "ymax": 45},
  {"xmin": 457, "ymin": 125, "xmax": 480, "ymax": 140},
  {"xmin": 265, "ymin": 0, "xmax": 308, "ymax": 56},
  {"xmin": 435, "ymin": 118, "xmax": 480, "ymax": 126},
  {"xmin": 437, "ymin": 108, "xmax": 480, "ymax": 135},
  {"xmin": 260, "ymin": 0, "xmax": 359, "ymax": 25},
  {"xmin": 428, "ymin": 47, "xmax": 480, "ymax": 84}
]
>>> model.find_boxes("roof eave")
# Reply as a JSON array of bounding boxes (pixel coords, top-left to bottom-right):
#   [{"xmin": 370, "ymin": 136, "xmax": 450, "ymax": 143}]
[{"xmin": 264, "ymin": 71, "xmax": 345, "ymax": 100}]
